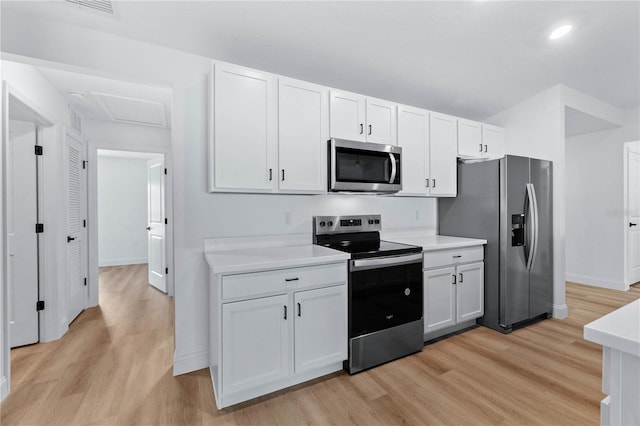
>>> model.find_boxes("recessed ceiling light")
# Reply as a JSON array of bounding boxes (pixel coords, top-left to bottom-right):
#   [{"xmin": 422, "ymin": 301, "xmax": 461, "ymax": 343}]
[
  {"xmin": 549, "ymin": 24, "xmax": 573, "ymax": 40},
  {"xmin": 67, "ymin": 90, "xmax": 85, "ymax": 102}
]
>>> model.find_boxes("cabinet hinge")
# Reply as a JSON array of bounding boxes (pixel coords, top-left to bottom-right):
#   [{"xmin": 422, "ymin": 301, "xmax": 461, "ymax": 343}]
[
  {"xmin": 34, "ymin": 145, "xmax": 43, "ymax": 156},
  {"xmin": 36, "ymin": 300, "xmax": 45, "ymax": 311},
  {"xmin": 82, "ymin": 160, "xmax": 87, "ymax": 169},
  {"xmin": 35, "ymin": 223, "xmax": 44, "ymax": 233}
]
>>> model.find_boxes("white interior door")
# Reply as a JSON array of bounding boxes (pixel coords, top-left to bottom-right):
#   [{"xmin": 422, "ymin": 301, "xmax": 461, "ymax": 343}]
[
  {"xmin": 627, "ymin": 144, "xmax": 640, "ymax": 284},
  {"xmin": 147, "ymin": 156, "xmax": 166, "ymax": 293},
  {"xmin": 7, "ymin": 120, "xmax": 39, "ymax": 347},
  {"xmin": 65, "ymin": 131, "xmax": 88, "ymax": 323}
]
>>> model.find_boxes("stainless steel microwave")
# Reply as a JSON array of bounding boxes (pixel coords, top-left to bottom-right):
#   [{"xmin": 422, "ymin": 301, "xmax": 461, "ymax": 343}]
[{"xmin": 328, "ymin": 138, "xmax": 402, "ymax": 193}]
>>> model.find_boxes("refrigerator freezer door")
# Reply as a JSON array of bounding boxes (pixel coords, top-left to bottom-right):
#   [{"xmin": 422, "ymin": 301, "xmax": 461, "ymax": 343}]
[
  {"xmin": 502, "ymin": 156, "xmax": 531, "ymax": 327},
  {"xmin": 529, "ymin": 159, "xmax": 553, "ymax": 318}
]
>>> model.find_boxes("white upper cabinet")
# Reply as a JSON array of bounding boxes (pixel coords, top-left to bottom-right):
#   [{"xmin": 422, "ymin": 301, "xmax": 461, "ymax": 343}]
[
  {"xmin": 212, "ymin": 63, "xmax": 277, "ymax": 192},
  {"xmin": 329, "ymin": 90, "xmax": 397, "ymax": 145},
  {"xmin": 429, "ymin": 112, "xmax": 458, "ymax": 197},
  {"xmin": 457, "ymin": 118, "xmax": 505, "ymax": 160},
  {"xmin": 457, "ymin": 118, "xmax": 483, "ymax": 159},
  {"xmin": 366, "ymin": 97, "xmax": 397, "ymax": 145},
  {"xmin": 481, "ymin": 124, "xmax": 505, "ymax": 160},
  {"xmin": 329, "ymin": 90, "xmax": 366, "ymax": 141},
  {"xmin": 278, "ymin": 78, "xmax": 328, "ymax": 193},
  {"xmin": 397, "ymin": 105, "xmax": 429, "ymax": 196}
]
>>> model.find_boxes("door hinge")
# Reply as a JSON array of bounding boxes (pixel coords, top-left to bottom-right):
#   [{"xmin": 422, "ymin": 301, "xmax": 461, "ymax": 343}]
[
  {"xmin": 34, "ymin": 145, "xmax": 43, "ymax": 156},
  {"xmin": 164, "ymin": 218, "xmax": 168, "ymax": 225},
  {"xmin": 83, "ymin": 219, "xmax": 87, "ymax": 228},
  {"xmin": 36, "ymin": 300, "xmax": 45, "ymax": 311},
  {"xmin": 82, "ymin": 160, "xmax": 87, "ymax": 169},
  {"xmin": 35, "ymin": 223, "xmax": 44, "ymax": 233},
  {"xmin": 164, "ymin": 168, "xmax": 167, "ymax": 175},
  {"xmin": 165, "ymin": 267, "xmax": 168, "ymax": 274},
  {"xmin": 84, "ymin": 277, "xmax": 87, "ymax": 287}
]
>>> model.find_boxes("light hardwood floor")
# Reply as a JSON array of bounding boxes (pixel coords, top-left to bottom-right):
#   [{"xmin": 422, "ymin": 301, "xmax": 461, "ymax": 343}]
[{"xmin": 1, "ymin": 266, "xmax": 639, "ymax": 425}]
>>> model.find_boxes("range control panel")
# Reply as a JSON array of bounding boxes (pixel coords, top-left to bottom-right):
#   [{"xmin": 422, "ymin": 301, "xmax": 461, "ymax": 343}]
[{"xmin": 313, "ymin": 214, "xmax": 381, "ymax": 235}]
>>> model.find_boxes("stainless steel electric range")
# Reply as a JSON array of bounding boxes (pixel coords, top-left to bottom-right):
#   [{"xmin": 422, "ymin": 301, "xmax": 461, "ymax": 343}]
[{"xmin": 312, "ymin": 214, "xmax": 424, "ymax": 374}]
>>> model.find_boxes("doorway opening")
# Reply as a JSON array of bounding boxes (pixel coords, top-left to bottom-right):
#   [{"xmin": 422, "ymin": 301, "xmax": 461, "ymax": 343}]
[
  {"xmin": 96, "ymin": 150, "xmax": 168, "ymax": 294},
  {"xmin": 624, "ymin": 141, "xmax": 640, "ymax": 288}
]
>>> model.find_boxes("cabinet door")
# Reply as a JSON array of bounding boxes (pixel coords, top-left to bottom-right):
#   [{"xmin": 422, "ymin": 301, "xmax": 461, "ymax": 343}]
[
  {"xmin": 365, "ymin": 97, "xmax": 397, "ymax": 145},
  {"xmin": 329, "ymin": 90, "xmax": 366, "ymax": 141},
  {"xmin": 397, "ymin": 105, "xmax": 429, "ymax": 196},
  {"xmin": 429, "ymin": 112, "xmax": 458, "ymax": 196},
  {"xmin": 456, "ymin": 262, "xmax": 484, "ymax": 323},
  {"xmin": 482, "ymin": 124, "xmax": 505, "ymax": 159},
  {"xmin": 214, "ymin": 63, "xmax": 277, "ymax": 190},
  {"xmin": 424, "ymin": 267, "xmax": 456, "ymax": 334},
  {"xmin": 294, "ymin": 285, "xmax": 347, "ymax": 374},
  {"xmin": 457, "ymin": 118, "xmax": 483, "ymax": 159},
  {"xmin": 278, "ymin": 78, "xmax": 328, "ymax": 193},
  {"xmin": 222, "ymin": 294, "xmax": 289, "ymax": 396}
]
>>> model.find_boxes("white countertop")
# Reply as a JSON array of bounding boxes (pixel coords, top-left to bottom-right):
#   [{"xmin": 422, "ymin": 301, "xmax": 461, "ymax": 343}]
[
  {"xmin": 384, "ymin": 234, "xmax": 487, "ymax": 252},
  {"xmin": 584, "ymin": 299, "xmax": 640, "ymax": 356},
  {"xmin": 205, "ymin": 244, "xmax": 350, "ymax": 275}
]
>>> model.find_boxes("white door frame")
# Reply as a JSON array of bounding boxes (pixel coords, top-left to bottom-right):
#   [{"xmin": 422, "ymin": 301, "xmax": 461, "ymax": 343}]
[
  {"xmin": 623, "ymin": 140, "xmax": 640, "ymax": 289},
  {"xmin": 1, "ymin": 82, "xmax": 56, "ymax": 401},
  {"xmin": 87, "ymin": 142, "xmax": 174, "ymax": 306}
]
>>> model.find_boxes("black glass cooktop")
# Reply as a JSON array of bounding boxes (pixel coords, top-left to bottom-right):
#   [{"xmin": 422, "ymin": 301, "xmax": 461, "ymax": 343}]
[{"xmin": 317, "ymin": 237, "xmax": 422, "ymax": 259}]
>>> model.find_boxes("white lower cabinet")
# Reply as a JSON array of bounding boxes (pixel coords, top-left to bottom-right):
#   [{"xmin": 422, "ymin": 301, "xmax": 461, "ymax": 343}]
[
  {"xmin": 212, "ymin": 262, "xmax": 347, "ymax": 408},
  {"xmin": 423, "ymin": 247, "xmax": 484, "ymax": 337}
]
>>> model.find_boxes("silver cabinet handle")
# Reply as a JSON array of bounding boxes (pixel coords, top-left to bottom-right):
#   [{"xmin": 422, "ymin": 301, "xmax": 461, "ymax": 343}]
[
  {"xmin": 432, "ymin": 179, "xmax": 436, "ymax": 188},
  {"xmin": 285, "ymin": 277, "xmax": 299, "ymax": 282},
  {"xmin": 425, "ymin": 179, "xmax": 430, "ymax": 188},
  {"xmin": 479, "ymin": 143, "xmax": 483, "ymax": 152},
  {"xmin": 459, "ymin": 273, "xmax": 463, "ymax": 283},
  {"xmin": 297, "ymin": 302, "xmax": 301, "ymax": 317},
  {"xmin": 368, "ymin": 124, "xmax": 372, "ymax": 135},
  {"xmin": 452, "ymin": 274, "xmax": 457, "ymax": 284},
  {"xmin": 269, "ymin": 168, "xmax": 273, "ymax": 181},
  {"xmin": 281, "ymin": 169, "xmax": 285, "ymax": 181},
  {"xmin": 484, "ymin": 144, "xmax": 488, "ymax": 153},
  {"xmin": 360, "ymin": 123, "xmax": 364, "ymax": 134},
  {"xmin": 283, "ymin": 305, "xmax": 287, "ymax": 320}
]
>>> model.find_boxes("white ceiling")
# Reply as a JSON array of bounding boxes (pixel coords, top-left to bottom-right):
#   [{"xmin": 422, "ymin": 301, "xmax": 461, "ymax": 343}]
[
  {"xmin": 36, "ymin": 67, "xmax": 172, "ymax": 127},
  {"xmin": 2, "ymin": 1, "xmax": 638, "ymax": 121}
]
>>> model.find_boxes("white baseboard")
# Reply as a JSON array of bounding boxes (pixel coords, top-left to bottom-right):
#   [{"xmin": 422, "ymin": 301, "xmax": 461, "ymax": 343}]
[
  {"xmin": 1, "ymin": 375, "xmax": 8, "ymax": 401},
  {"xmin": 173, "ymin": 350, "xmax": 209, "ymax": 376},
  {"xmin": 566, "ymin": 273, "xmax": 626, "ymax": 291},
  {"xmin": 553, "ymin": 303, "xmax": 568, "ymax": 319},
  {"xmin": 99, "ymin": 258, "xmax": 148, "ymax": 267}
]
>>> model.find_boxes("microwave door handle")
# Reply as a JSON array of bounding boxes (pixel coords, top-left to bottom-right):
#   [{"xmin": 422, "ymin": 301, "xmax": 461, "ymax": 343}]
[{"xmin": 389, "ymin": 153, "xmax": 397, "ymax": 184}]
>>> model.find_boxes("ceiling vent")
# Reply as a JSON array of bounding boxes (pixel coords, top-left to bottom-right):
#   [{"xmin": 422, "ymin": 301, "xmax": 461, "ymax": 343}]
[{"xmin": 65, "ymin": 0, "xmax": 117, "ymax": 17}]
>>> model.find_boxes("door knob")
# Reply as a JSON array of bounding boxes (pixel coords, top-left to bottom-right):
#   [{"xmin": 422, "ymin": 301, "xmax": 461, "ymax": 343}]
[
  {"xmin": 631, "ymin": 222, "xmax": 638, "ymax": 227},
  {"xmin": 67, "ymin": 236, "xmax": 76, "ymax": 243},
  {"xmin": 146, "ymin": 227, "xmax": 151, "ymax": 231}
]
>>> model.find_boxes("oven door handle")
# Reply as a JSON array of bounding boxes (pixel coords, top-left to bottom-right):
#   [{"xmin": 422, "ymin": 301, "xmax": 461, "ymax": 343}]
[
  {"xmin": 389, "ymin": 153, "xmax": 397, "ymax": 184},
  {"xmin": 350, "ymin": 253, "xmax": 423, "ymax": 272}
]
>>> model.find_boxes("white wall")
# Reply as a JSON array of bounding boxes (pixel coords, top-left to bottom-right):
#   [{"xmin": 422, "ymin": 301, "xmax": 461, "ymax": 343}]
[
  {"xmin": 97, "ymin": 156, "xmax": 149, "ymax": 266},
  {"xmin": 486, "ymin": 85, "xmax": 568, "ymax": 318},
  {"xmin": 565, "ymin": 107, "xmax": 640, "ymax": 289}
]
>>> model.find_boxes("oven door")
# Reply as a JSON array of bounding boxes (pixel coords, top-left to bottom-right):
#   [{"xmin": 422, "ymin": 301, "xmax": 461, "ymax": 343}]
[
  {"xmin": 349, "ymin": 254, "xmax": 423, "ymax": 338},
  {"xmin": 329, "ymin": 138, "xmax": 402, "ymax": 193}
]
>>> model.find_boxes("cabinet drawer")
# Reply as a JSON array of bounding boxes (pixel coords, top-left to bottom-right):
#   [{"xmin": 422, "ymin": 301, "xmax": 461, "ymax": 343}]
[
  {"xmin": 423, "ymin": 246, "xmax": 484, "ymax": 269},
  {"xmin": 222, "ymin": 263, "xmax": 347, "ymax": 300}
]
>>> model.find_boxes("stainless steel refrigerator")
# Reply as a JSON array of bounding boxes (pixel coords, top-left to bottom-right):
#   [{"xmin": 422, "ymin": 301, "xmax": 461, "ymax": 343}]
[{"xmin": 438, "ymin": 155, "xmax": 553, "ymax": 333}]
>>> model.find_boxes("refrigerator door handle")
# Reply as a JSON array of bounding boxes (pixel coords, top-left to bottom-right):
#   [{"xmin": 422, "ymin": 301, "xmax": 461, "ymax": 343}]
[{"xmin": 525, "ymin": 183, "xmax": 539, "ymax": 270}]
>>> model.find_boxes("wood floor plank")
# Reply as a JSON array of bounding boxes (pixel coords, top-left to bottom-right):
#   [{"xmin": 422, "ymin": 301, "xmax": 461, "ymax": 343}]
[{"xmin": 2, "ymin": 268, "xmax": 638, "ymax": 425}]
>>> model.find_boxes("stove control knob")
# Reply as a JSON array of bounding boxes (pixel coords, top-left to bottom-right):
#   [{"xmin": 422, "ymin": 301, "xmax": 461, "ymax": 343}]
[
  {"xmin": 368, "ymin": 219, "xmax": 374, "ymax": 225},
  {"xmin": 319, "ymin": 221, "xmax": 326, "ymax": 227},
  {"xmin": 328, "ymin": 221, "xmax": 333, "ymax": 226},
  {"xmin": 374, "ymin": 219, "xmax": 380, "ymax": 224}
]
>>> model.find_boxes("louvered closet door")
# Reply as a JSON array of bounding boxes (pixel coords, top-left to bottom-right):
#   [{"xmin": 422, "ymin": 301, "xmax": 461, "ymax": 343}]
[{"xmin": 66, "ymin": 131, "xmax": 87, "ymax": 323}]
